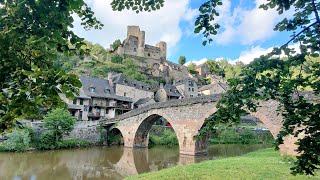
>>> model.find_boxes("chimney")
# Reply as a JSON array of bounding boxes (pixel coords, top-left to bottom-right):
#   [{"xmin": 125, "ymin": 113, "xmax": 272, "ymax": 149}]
[
  {"xmin": 108, "ymin": 72, "xmax": 113, "ymax": 86},
  {"xmin": 160, "ymin": 83, "xmax": 164, "ymax": 89}
]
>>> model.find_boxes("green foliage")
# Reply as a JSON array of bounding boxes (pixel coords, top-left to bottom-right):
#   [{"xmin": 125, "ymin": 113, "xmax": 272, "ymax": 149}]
[
  {"xmin": 187, "ymin": 63, "xmax": 198, "ymax": 74},
  {"xmin": 178, "ymin": 56, "xmax": 186, "ymax": 65},
  {"xmin": 0, "ymin": 0, "xmax": 102, "ymax": 132},
  {"xmin": 111, "ymin": 0, "xmax": 164, "ymax": 13},
  {"xmin": 149, "ymin": 128, "xmax": 178, "ymax": 147},
  {"xmin": 111, "ymin": 54, "xmax": 124, "ymax": 64},
  {"xmin": 1, "ymin": 129, "xmax": 31, "ymax": 152},
  {"xmin": 209, "ymin": 127, "xmax": 273, "ymax": 145},
  {"xmin": 55, "ymin": 139, "xmax": 91, "ymax": 149},
  {"xmin": 189, "ymin": 0, "xmax": 320, "ymax": 175},
  {"xmin": 43, "ymin": 108, "xmax": 76, "ymax": 142},
  {"xmin": 110, "ymin": 39, "xmax": 122, "ymax": 51}
]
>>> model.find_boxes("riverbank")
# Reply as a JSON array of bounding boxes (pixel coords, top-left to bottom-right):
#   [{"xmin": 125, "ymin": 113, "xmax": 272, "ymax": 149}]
[{"xmin": 126, "ymin": 148, "xmax": 319, "ymax": 180}]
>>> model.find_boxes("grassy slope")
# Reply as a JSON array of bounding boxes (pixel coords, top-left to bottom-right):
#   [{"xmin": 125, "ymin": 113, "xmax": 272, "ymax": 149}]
[{"xmin": 127, "ymin": 148, "xmax": 319, "ymax": 180}]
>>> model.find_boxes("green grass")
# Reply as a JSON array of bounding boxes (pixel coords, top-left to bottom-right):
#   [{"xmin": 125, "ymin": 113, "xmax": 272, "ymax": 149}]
[{"xmin": 127, "ymin": 148, "xmax": 319, "ymax": 180}]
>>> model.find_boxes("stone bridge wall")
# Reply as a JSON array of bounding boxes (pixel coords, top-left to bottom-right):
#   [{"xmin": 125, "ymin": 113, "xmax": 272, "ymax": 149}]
[{"xmin": 102, "ymin": 94, "xmax": 221, "ymax": 123}]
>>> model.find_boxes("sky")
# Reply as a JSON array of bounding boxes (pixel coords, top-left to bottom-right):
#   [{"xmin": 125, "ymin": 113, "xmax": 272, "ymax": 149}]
[{"xmin": 73, "ymin": 0, "xmax": 295, "ymax": 65}]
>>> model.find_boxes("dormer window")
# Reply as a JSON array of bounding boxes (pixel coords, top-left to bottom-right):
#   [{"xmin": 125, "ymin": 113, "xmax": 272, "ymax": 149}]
[
  {"xmin": 133, "ymin": 84, "xmax": 136, "ymax": 87},
  {"xmin": 169, "ymin": 89, "xmax": 172, "ymax": 92},
  {"xmin": 105, "ymin": 89, "xmax": 110, "ymax": 94},
  {"xmin": 89, "ymin": 87, "xmax": 95, "ymax": 93},
  {"xmin": 141, "ymin": 86, "xmax": 144, "ymax": 89}
]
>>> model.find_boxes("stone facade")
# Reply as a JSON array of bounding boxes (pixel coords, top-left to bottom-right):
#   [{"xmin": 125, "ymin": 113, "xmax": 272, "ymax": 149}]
[
  {"xmin": 30, "ymin": 121, "xmax": 102, "ymax": 143},
  {"xmin": 175, "ymin": 78, "xmax": 198, "ymax": 98},
  {"xmin": 198, "ymin": 82, "xmax": 227, "ymax": 96},
  {"xmin": 64, "ymin": 76, "xmax": 134, "ymax": 121},
  {"xmin": 101, "ymin": 95, "xmax": 303, "ymax": 156},
  {"xmin": 113, "ymin": 26, "xmax": 192, "ymax": 83},
  {"xmin": 116, "ymin": 26, "xmax": 166, "ymax": 60}
]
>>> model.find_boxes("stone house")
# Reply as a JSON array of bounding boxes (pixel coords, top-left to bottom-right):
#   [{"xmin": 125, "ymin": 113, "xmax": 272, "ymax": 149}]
[
  {"xmin": 198, "ymin": 82, "xmax": 228, "ymax": 96},
  {"xmin": 112, "ymin": 73, "xmax": 155, "ymax": 102},
  {"xmin": 154, "ymin": 83, "xmax": 182, "ymax": 102},
  {"xmin": 195, "ymin": 63, "xmax": 209, "ymax": 78},
  {"xmin": 175, "ymin": 78, "xmax": 198, "ymax": 98},
  {"xmin": 116, "ymin": 26, "xmax": 167, "ymax": 60},
  {"xmin": 66, "ymin": 76, "xmax": 133, "ymax": 121}
]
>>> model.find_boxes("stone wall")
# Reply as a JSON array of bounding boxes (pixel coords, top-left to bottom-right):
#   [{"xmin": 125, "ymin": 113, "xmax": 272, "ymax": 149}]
[
  {"xmin": 30, "ymin": 121, "xmax": 102, "ymax": 143},
  {"xmin": 115, "ymin": 84, "xmax": 154, "ymax": 102}
]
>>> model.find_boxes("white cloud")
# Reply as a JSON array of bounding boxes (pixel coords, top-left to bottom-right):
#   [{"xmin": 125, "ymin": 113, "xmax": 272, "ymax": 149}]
[
  {"xmin": 235, "ymin": 44, "xmax": 300, "ymax": 64},
  {"xmin": 184, "ymin": 58, "xmax": 208, "ymax": 66},
  {"xmin": 72, "ymin": 0, "xmax": 197, "ymax": 58},
  {"xmin": 213, "ymin": 0, "xmax": 293, "ymax": 45}
]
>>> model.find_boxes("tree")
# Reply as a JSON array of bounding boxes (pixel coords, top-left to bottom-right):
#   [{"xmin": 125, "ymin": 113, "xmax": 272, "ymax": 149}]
[
  {"xmin": 187, "ymin": 63, "xmax": 198, "ymax": 74},
  {"xmin": 111, "ymin": 39, "xmax": 122, "ymax": 51},
  {"xmin": 179, "ymin": 56, "xmax": 186, "ymax": 65},
  {"xmin": 196, "ymin": 0, "xmax": 320, "ymax": 175},
  {"xmin": 112, "ymin": 0, "xmax": 320, "ymax": 175},
  {"xmin": 43, "ymin": 108, "xmax": 76, "ymax": 142},
  {"xmin": 0, "ymin": 0, "xmax": 102, "ymax": 132},
  {"xmin": 206, "ymin": 59, "xmax": 224, "ymax": 77}
]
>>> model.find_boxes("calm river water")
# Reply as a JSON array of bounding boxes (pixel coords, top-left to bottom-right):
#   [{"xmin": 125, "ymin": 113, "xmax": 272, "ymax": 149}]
[{"xmin": 0, "ymin": 144, "xmax": 270, "ymax": 180}]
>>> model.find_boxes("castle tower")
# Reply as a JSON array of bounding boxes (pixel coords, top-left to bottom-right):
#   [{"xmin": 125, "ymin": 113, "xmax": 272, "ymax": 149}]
[
  {"xmin": 127, "ymin": 26, "xmax": 145, "ymax": 56},
  {"xmin": 156, "ymin": 41, "xmax": 167, "ymax": 60}
]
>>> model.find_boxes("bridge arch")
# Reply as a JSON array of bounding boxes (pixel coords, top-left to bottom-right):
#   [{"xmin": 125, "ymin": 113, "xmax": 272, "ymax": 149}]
[
  {"xmin": 102, "ymin": 95, "xmax": 302, "ymax": 156},
  {"xmin": 133, "ymin": 114, "xmax": 179, "ymax": 148}
]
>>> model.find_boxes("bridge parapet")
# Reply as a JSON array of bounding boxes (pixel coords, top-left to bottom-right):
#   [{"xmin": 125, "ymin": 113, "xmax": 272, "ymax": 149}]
[{"xmin": 100, "ymin": 94, "xmax": 221, "ymax": 125}]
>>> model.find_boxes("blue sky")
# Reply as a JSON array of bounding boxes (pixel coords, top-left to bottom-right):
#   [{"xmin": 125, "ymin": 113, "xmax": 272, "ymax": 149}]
[{"xmin": 74, "ymin": 0, "xmax": 295, "ymax": 64}]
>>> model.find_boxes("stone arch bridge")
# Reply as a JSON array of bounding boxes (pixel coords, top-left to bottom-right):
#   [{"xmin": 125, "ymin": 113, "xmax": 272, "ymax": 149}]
[{"xmin": 100, "ymin": 93, "xmax": 319, "ymax": 156}]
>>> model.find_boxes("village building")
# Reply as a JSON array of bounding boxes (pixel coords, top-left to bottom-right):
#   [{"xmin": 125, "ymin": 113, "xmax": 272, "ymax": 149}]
[
  {"xmin": 175, "ymin": 78, "xmax": 199, "ymax": 98},
  {"xmin": 198, "ymin": 82, "xmax": 228, "ymax": 96},
  {"xmin": 65, "ymin": 76, "xmax": 133, "ymax": 121},
  {"xmin": 111, "ymin": 73, "xmax": 155, "ymax": 102},
  {"xmin": 195, "ymin": 63, "xmax": 209, "ymax": 78},
  {"xmin": 133, "ymin": 98, "xmax": 156, "ymax": 108},
  {"xmin": 154, "ymin": 83, "xmax": 182, "ymax": 102}
]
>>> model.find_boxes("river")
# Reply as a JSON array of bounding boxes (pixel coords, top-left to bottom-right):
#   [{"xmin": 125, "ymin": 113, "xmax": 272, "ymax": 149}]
[{"xmin": 0, "ymin": 144, "xmax": 270, "ymax": 180}]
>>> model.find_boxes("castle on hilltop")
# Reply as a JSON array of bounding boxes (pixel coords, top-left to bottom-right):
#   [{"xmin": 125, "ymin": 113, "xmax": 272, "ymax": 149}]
[{"xmin": 116, "ymin": 26, "xmax": 167, "ymax": 60}]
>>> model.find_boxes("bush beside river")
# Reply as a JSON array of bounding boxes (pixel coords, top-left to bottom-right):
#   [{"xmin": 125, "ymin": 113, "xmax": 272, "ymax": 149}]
[{"xmin": 148, "ymin": 125, "xmax": 274, "ymax": 147}]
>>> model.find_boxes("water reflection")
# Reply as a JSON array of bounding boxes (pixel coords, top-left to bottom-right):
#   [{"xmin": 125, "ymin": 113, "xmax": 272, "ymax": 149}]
[{"xmin": 0, "ymin": 144, "xmax": 270, "ymax": 180}]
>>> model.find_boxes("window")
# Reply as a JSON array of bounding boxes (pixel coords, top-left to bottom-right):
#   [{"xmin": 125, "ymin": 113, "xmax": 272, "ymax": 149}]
[
  {"xmin": 192, "ymin": 88, "xmax": 194, "ymax": 92},
  {"xmin": 141, "ymin": 86, "xmax": 144, "ymax": 89},
  {"xmin": 80, "ymin": 99, "xmax": 83, "ymax": 105},
  {"xmin": 133, "ymin": 48, "xmax": 137, "ymax": 52},
  {"xmin": 124, "ymin": 92, "xmax": 127, "ymax": 96},
  {"xmin": 190, "ymin": 95, "xmax": 193, "ymax": 97},
  {"xmin": 148, "ymin": 53, "xmax": 150, "ymax": 57},
  {"xmin": 84, "ymin": 105, "xmax": 88, "ymax": 112},
  {"xmin": 79, "ymin": 111, "xmax": 83, "ymax": 120},
  {"xmin": 105, "ymin": 89, "xmax": 110, "ymax": 94},
  {"xmin": 188, "ymin": 87, "xmax": 191, "ymax": 91},
  {"xmin": 73, "ymin": 99, "xmax": 77, "ymax": 105},
  {"xmin": 189, "ymin": 81, "xmax": 194, "ymax": 86},
  {"xmin": 89, "ymin": 87, "xmax": 95, "ymax": 93}
]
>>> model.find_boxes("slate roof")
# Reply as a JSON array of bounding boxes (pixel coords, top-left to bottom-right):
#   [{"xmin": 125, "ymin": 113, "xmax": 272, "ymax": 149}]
[
  {"xmin": 134, "ymin": 98, "xmax": 155, "ymax": 106},
  {"xmin": 79, "ymin": 76, "xmax": 133, "ymax": 102},
  {"xmin": 112, "ymin": 73, "xmax": 156, "ymax": 91},
  {"xmin": 175, "ymin": 77, "xmax": 197, "ymax": 85},
  {"xmin": 198, "ymin": 82, "xmax": 228, "ymax": 92},
  {"xmin": 163, "ymin": 84, "xmax": 182, "ymax": 97}
]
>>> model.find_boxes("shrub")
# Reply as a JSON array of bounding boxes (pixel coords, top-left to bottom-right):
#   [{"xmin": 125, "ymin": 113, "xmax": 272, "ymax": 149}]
[
  {"xmin": 111, "ymin": 54, "xmax": 123, "ymax": 64},
  {"xmin": 239, "ymin": 129, "xmax": 257, "ymax": 144},
  {"xmin": 55, "ymin": 139, "xmax": 91, "ymax": 149},
  {"xmin": 43, "ymin": 108, "xmax": 76, "ymax": 142},
  {"xmin": 2, "ymin": 129, "xmax": 31, "ymax": 152},
  {"xmin": 149, "ymin": 129, "xmax": 178, "ymax": 147}
]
